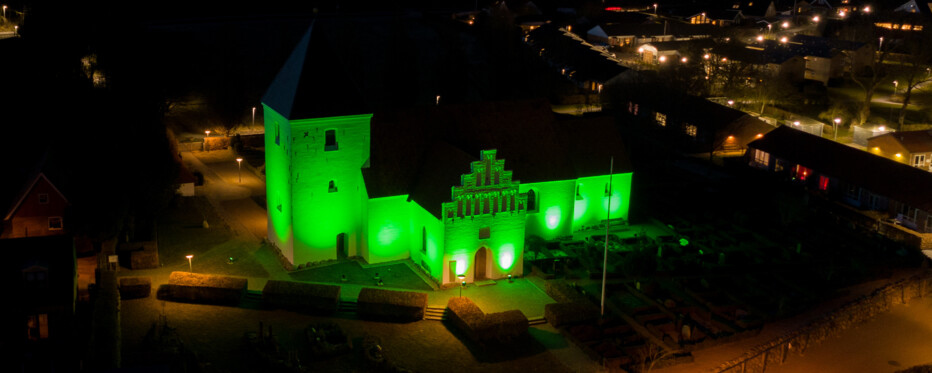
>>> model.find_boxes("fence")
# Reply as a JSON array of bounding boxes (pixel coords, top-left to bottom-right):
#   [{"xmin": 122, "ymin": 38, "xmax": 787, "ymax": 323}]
[{"xmin": 713, "ymin": 273, "xmax": 932, "ymax": 373}]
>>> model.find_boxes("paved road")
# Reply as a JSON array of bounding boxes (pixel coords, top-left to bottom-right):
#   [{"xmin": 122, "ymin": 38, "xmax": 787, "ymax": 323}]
[{"xmin": 183, "ymin": 149, "xmax": 267, "ymax": 242}]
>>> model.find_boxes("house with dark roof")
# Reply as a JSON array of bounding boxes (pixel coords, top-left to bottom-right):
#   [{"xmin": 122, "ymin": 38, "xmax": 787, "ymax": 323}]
[
  {"xmin": 527, "ymin": 25, "xmax": 636, "ymax": 93},
  {"xmin": 586, "ymin": 22, "xmax": 717, "ymax": 48},
  {"xmin": 867, "ymin": 130, "xmax": 932, "ymax": 171},
  {"xmin": 713, "ymin": 43, "xmax": 806, "ymax": 82},
  {"xmin": 262, "ymin": 22, "xmax": 633, "ymax": 285},
  {"xmin": 1, "ymin": 235, "xmax": 77, "ymax": 370},
  {"xmin": 748, "ymin": 125, "xmax": 932, "ymax": 246},
  {"xmin": 785, "ymin": 35, "xmax": 872, "ymax": 84},
  {"xmin": 2, "ymin": 172, "xmax": 69, "ymax": 239}
]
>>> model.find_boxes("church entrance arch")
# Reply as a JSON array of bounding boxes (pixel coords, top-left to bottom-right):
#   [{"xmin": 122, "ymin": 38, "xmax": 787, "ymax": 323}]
[{"xmin": 474, "ymin": 247, "xmax": 489, "ymax": 280}]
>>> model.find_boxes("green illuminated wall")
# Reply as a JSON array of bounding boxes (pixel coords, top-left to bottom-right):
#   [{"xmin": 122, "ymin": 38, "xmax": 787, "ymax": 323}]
[
  {"xmin": 522, "ymin": 173, "xmax": 633, "ymax": 240},
  {"xmin": 572, "ymin": 173, "xmax": 632, "ymax": 229},
  {"xmin": 366, "ymin": 196, "xmax": 412, "ymax": 263},
  {"xmin": 409, "ymin": 201, "xmax": 445, "ymax": 281},
  {"xmin": 263, "ymin": 105, "xmax": 295, "ymax": 262},
  {"xmin": 521, "ymin": 180, "xmax": 576, "ymax": 240},
  {"xmin": 264, "ymin": 111, "xmax": 372, "ymax": 266}
]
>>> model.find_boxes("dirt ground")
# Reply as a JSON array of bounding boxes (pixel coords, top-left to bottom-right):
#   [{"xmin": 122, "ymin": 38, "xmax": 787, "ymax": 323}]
[{"xmin": 121, "ymin": 296, "xmax": 571, "ymax": 373}]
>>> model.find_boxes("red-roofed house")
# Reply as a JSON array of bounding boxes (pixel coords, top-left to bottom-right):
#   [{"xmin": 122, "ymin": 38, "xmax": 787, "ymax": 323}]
[
  {"xmin": 2, "ymin": 173, "xmax": 69, "ymax": 239},
  {"xmin": 867, "ymin": 130, "xmax": 932, "ymax": 171}
]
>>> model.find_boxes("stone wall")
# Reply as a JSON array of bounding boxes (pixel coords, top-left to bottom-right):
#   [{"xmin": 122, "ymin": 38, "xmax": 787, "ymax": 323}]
[{"xmin": 714, "ymin": 273, "xmax": 932, "ymax": 373}]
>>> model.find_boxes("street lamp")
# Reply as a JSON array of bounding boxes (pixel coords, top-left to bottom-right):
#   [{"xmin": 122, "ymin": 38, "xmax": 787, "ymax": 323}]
[
  {"xmin": 236, "ymin": 157, "xmax": 243, "ymax": 183},
  {"xmin": 186, "ymin": 255, "xmax": 193, "ymax": 272},
  {"xmin": 2, "ymin": 5, "xmax": 7, "ymax": 18},
  {"xmin": 893, "ymin": 80, "xmax": 898, "ymax": 95},
  {"xmin": 782, "ymin": 21, "xmax": 789, "ymax": 28},
  {"xmin": 879, "ymin": 36, "xmax": 884, "ymax": 50},
  {"xmin": 457, "ymin": 275, "xmax": 466, "ymax": 297},
  {"xmin": 756, "ymin": 35, "xmax": 764, "ymax": 42},
  {"xmin": 653, "ymin": 3, "xmax": 657, "ymax": 14},
  {"xmin": 204, "ymin": 130, "xmax": 210, "ymax": 152},
  {"xmin": 833, "ymin": 118, "xmax": 841, "ymax": 141},
  {"xmin": 251, "ymin": 106, "xmax": 256, "ymax": 127},
  {"xmin": 727, "ymin": 100, "xmax": 734, "ymax": 106}
]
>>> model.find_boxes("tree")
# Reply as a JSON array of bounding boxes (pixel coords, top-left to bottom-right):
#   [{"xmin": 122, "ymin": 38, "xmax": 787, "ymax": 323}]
[
  {"xmin": 836, "ymin": 13, "xmax": 891, "ymax": 124},
  {"xmin": 890, "ymin": 25, "xmax": 932, "ymax": 129}
]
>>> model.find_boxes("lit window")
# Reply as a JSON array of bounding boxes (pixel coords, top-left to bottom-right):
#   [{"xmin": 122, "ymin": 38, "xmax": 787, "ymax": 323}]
[
  {"xmin": 754, "ymin": 149, "xmax": 769, "ymax": 166},
  {"xmin": 325, "ymin": 129, "xmax": 338, "ymax": 151},
  {"xmin": 575, "ymin": 184, "xmax": 583, "ymax": 200},
  {"xmin": 48, "ymin": 217, "xmax": 63, "ymax": 231},
  {"xmin": 479, "ymin": 227, "xmax": 491, "ymax": 239},
  {"xmin": 655, "ymin": 112, "xmax": 667, "ymax": 127},
  {"xmin": 38, "ymin": 193, "xmax": 49, "ymax": 204},
  {"xmin": 796, "ymin": 165, "xmax": 811, "ymax": 181},
  {"xmin": 819, "ymin": 175, "xmax": 829, "ymax": 191},
  {"xmin": 26, "ymin": 314, "xmax": 49, "ymax": 341},
  {"xmin": 328, "ymin": 180, "xmax": 338, "ymax": 193},
  {"xmin": 684, "ymin": 124, "xmax": 697, "ymax": 138}
]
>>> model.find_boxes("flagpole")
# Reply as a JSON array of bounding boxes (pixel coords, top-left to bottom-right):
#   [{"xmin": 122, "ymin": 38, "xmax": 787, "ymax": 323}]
[{"xmin": 601, "ymin": 156, "xmax": 613, "ymax": 318}]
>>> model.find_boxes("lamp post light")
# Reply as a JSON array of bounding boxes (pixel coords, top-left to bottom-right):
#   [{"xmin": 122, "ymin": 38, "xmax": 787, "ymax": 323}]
[
  {"xmin": 879, "ymin": 36, "xmax": 884, "ymax": 50},
  {"xmin": 653, "ymin": 3, "xmax": 658, "ymax": 14},
  {"xmin": 236, "ymin": 157, "xmax": 243, "ymax": 183},
  {"xmin": 833, "ymin": 118, "xmax": 841, "ymax": 141},
  {"xmin": 251, "ymin": 106, "xmax": 256, "ymax": 127},
  {"xmin": 186, "ymin": 255, "xmax": 193, "ymax": 272},
  {"xmin": 2, "ymin": 5, "xmax": 7, "ymax": 18},
  {"xmin": 893, "ymin": 80, "xmax": 898, "ymax": 95},
  {"xmin": 204, "ymin": 130, "xmax": 210, "ymax": 152},
  {"xmin": 457, "ymin": 275, "xmax": 466, "ymax": 297}
]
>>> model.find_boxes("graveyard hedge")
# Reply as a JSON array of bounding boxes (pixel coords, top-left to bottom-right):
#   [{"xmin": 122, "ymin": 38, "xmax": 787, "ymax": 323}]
[
  {"xmin": 546, "ymin": 280, "xmax": 590, "ymax": 304},
  {"xmin": 545, "ymin": 302, "xmax": 599, "ymax": 327},
  {"xmin": 118, "ymin": 276, "xmax": 151, "ymax": 299},
  {"xmin": 447, "ymin": 297, "xmax": 529, "ymax": 343},
  {"xmin": 162, "ymin": 271, "xmax": 247, "ymax": 305},
  {"xmin": 357, "ymin": 288, "xmax": 427, "ymax": 322},
  {"xmin": 262, "ymin": 280, "xmax": 340, "ymax": 314}
]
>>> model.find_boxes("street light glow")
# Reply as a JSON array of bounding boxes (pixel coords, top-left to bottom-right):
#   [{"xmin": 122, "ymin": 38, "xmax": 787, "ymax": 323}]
[
  {"xmin": 680, "ymin": 57, "xmax": 687, "ymax": 63},
  {"xmin": 659, "ymin": 55, "xmax": 667, "ymax": 62},
  {"xmin": 780, "ymin": 37, "xmax": 788, "ymax": 43},
  {"xmin": 186, "ymin": 255, "xmax": 194, "ymax": 271},
  {"xmin": 782, "ymin": 21, "xmax": 789, "ymax": 28},
  {"xmin": 757, "ymin": 35, "xmax": 764, "ymax": 42},
  {"xmin": 812, "ymin": 16, "xmax": 820, "ymax": 22},
  {"xmin": 236, "ymin": 157, "xmax": 244, "ymax": 183}
]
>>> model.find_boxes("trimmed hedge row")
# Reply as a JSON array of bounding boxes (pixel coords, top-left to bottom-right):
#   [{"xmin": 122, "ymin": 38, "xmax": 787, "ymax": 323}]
[
  {"xmin": 118, "ymin": 276, "xmax": 151, "ymax": 299},
  {"xmin": 263, "ymin": 280, "xmax": 340, "ymax": 314},
  {"xmin": 546, "ymin": 280, "xmax": 590, "ymax": 304},
  {"xmin": 545, "ymin": 302, "xmax": 600, "ymax": 327},
  {"xmin": 161, "ymin": 271, "xmax": 247, "ymax": 305},
  {"xmin": 357, "ymin": 288, "xmax": 428, "ymax": 322},
  {"xmin": 447, "ymin": 297, "xmax": 529, "ymax": 343}
]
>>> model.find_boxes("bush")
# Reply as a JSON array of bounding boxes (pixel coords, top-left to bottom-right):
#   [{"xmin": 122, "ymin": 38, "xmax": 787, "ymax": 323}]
[
  {"xmin": 447, "ymin": 297, "xmax": 529, "ymax": 343},
  {"xmin": 484, "ymin": 310, "xmax": 529, "ymax": 342},
  {"xmin": 546, "ymin": 280, "xmax": 589, "ymax": 304},
  {"xmin": 545, "ymin": 302, "xmax": 599, "ymax": 327},
  {"xmin": 357, "ymin": 288, "xmax": 427, "ymax": 322},
  {"xmin": 162, "ymin": 271, "xmax": 247, "ymax": 305},
  {"xmin": 93, "ymin": 271, "xmax": 121, "ymax": 369},
  {"xmin": 118, "ymin": 276, "xmax": 151, "ymax": 299},
  {"xmin": 262, "ymin": 280, "xmax": 340, "ymax": 314}
]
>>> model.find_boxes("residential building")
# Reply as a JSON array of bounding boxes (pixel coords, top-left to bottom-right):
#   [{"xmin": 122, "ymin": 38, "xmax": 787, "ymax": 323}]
[
  {"xmin": 2, "ymin": 172, "xmax": 69, "ymax": 239},
  {"xmin": 867, "ymin": 130, "xmax": 932, "ymax": 170},
  {"xmin": 1, "ymin": 235, "xmax": 77, "ymax": 371},
  {"xmin": 749, "ymin": 125, "xmax": 932, "ymax": 245}
]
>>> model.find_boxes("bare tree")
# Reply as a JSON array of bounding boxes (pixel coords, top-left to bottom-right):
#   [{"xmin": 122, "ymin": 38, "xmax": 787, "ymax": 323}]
[{"xmin": 891, "ymin": 27, "xmax": 932, "ymax": 129}]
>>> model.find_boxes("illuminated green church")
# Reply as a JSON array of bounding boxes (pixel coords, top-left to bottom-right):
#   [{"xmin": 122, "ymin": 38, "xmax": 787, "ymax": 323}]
[{"xmin": 262, "ymin": 22, "xmax": 633, "ymax": 285}]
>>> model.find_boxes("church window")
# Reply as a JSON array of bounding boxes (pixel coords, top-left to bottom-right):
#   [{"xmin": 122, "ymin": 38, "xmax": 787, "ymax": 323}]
[
  {"xmin": 479, "ymin": 227, "xmax": 491, "ymax": 239},
  {"xmin": 328, "ymin": 180, "xmax": 338, "ymax": 193},
  {"xmin": 527, "ymin": 190, "xmax": 538, "ymax": 212},
  {"xmin": 325, "ymin": 129, "xmax": 338, "ymax": 151},
  {"xmin": 575, "ymin": 184, "xmax": 583, "ymax": 200},
  {"xmin": 421, "ymin": 227, "xmax": 427, "ymax": 254}
]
